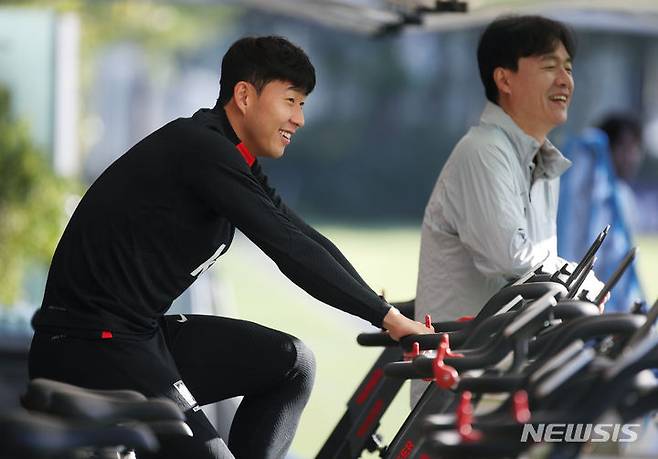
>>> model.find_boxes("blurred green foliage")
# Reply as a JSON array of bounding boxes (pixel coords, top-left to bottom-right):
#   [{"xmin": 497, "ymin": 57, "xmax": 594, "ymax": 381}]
[
  {"xmin": 0, "ymin": 1, "xmax": 237, "ymax": 305},
  {"xmin": 0, "ymin": 86, "xmax": 71, "ymax": 304},
  {"xmin": 11, "ymin": 0, "xmax": 238, "ymax": 60},
  {"xmin": 80, "ymin": 1, "xmax": 237, "ymax": 55}
]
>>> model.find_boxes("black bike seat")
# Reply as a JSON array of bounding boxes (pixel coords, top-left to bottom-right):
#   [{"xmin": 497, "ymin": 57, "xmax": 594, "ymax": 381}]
[
  {"xmin": 0, "ymin": 409, "xmax": 158, "ymax": 457},
  {"xmin": 23, "ymin": 378, "xmax": 146, "ymax": 413},
  {"xmin": 46, "ymin": 390, "xmax": 185, "ymax": 424}
]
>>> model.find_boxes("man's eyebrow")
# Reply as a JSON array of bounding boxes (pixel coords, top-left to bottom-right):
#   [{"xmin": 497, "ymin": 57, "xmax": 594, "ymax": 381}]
[
  {"xmin": 286, "ymin": 86, "xmax": 308, "ymax": 98},
  {"xmin": 540, "ymin": 54, "xmax": 572, "ymax": 64}
]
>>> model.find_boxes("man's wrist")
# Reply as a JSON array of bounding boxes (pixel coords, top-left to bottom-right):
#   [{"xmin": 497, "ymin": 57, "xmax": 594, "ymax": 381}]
[{"xmin": 383, "ymin": 306, "xmax": 402, "ymax": 329}]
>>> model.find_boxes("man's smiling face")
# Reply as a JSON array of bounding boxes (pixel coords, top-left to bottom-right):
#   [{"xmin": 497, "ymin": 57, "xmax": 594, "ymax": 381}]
[
  {"xmin": 503, "ymin": 41, "xmax": 574, "ymax": 139},
  {"xmin": 242, "ymin": 80, "xmax": 306, "ymax": 158}
]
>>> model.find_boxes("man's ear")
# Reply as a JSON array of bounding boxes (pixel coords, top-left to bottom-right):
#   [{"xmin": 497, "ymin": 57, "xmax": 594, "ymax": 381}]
[
  {"xmin": 232, "ymin": 81, "xmax": 252, "ymax": 115},
  {"xmin": 493, "ymin": 67, "xmax": 512, "ymax": 97}
]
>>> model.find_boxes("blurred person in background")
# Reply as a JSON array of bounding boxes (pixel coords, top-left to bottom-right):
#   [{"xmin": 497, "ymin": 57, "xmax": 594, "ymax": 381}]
[
  {"xmin": 600, "ymin": 114, "xmax": 644, "ymax": 230},
  {"xmin": 558, "ymin": 113, "xmax": 645, "ymax": 313}
]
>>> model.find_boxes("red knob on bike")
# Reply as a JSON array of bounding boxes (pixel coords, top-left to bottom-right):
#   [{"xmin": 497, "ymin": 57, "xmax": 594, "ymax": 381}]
[
  {"xmin": 441, "ymin": 333, "xmax": 464, "ymax": 359},
  {"xmin": 456, "ymin": 391, "xmax": 482, "ymax": 442},
  {"xmin": 456, "ymin": 391, "xmax": 473, "ymax": 426},
  {"xmin": 456, "ymin": 315, "xmax": 475, "ymax": 322},
  {"xmin": 403, "ymin": 341, "xmax": 421, "ymax": 361},
  {"xmin": 424, "ymin": 314, "xmax": 432, "ymax": 329},
  {"xmin": 432, "ymin": 334, "xmax": 459, "ymax": 389},
  {"xmin": 512, "ymin": 390, "xmax": 531, "ymax": 423}
]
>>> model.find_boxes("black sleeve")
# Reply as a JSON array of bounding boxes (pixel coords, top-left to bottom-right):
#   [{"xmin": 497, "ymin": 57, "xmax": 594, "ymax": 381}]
[
  {"xmin": 250, "ymin": 161, "xmax": 371, "ymax": 289},
  {"xmin": 182, "ymin": 137, "xmax": 390, "ymax": 327}
]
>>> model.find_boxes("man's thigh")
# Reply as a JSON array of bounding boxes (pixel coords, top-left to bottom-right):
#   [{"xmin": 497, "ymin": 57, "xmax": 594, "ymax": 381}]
[
  {"xmin": 162, "ymin": 314, "xmax": 301, "ymax": 405},
  {"xmin": 29, "ymin": 331, "xmax": 181, "ymax": 396}
]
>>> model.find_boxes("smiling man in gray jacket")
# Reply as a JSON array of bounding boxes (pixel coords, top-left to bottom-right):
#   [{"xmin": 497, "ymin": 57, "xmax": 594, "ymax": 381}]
[{"xmin": 413, "ymin": 15, "xmax": 604, "ymax": 403}]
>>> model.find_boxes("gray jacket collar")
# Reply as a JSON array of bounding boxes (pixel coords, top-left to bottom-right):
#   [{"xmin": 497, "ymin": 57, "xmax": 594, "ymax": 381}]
[{"xmin": 480, "ymin": 102, "xmax": 571, "ymax": 179}]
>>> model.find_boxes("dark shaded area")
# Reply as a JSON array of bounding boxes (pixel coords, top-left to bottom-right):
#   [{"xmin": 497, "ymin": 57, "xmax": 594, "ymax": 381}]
[{"xmin": 0, "ymin": 335, "xmax": 30, "ymax": 410}]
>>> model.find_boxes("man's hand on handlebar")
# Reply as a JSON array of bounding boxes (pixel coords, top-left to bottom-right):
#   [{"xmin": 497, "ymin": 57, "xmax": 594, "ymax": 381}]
[{"xmin": 382, "ymin": 307, "xmax": 434, "ymax": 341}]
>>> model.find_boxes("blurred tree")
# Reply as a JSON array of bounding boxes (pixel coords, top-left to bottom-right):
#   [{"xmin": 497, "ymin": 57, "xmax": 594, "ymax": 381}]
[
  {"xmin": 7, "ymin": 0, "xmax": 237, "ymax": 54},
  {"xmin": 0, "ymin": 86, "xmax": 71, "ymax": 305},
  {"xmin": 12, "ymin": 0, "xmax": 240, "ymax": 173}
]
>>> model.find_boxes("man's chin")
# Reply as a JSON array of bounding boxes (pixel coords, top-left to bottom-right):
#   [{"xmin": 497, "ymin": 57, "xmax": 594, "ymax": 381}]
[
  {"xmin": 270, "ymin": 149, "xmax": 285, "ymax": 159},
  {"xmin": 253, "ymin": 147, "xmax": 285, "ymax": 159},
  {"xmin": 269, "ymin": 151, "xmax": 286, "ymax": 160},
  {"xmin": 550, "ymin": 112, "xmax": 568, "ymax": 128}
]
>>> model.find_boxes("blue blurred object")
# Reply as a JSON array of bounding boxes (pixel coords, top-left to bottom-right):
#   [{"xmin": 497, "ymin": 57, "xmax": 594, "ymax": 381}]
[{"xmin": 558, "ymin": 128, "xmax": 644, "ymax": 313}]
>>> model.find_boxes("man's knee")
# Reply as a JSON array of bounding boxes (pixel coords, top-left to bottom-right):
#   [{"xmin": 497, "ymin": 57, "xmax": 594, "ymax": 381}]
[{"xmin": 286, "ymin": 337, "xmax": 316, "ymax": 394}]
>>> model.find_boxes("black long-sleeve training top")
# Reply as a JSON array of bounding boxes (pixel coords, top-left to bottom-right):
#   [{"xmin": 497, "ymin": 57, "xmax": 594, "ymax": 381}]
[{"xmin": 32, "ymin": 108, "xmax": 391, "ymax": 337}]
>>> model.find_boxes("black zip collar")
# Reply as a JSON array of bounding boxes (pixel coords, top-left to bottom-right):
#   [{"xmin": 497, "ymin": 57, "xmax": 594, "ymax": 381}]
[{"xmin": 194, "ymin": 104, "xmax": 255, "ymax": 166}]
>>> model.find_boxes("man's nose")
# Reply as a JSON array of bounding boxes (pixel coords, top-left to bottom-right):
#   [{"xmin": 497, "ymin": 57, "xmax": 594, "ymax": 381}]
[
  {"xmin": 556, "ymin": 67, "xmax": 573, "ymax": 89},
  {"xmin": 291, "ymin": 106, "xmax": 305, "ymax": 128}
]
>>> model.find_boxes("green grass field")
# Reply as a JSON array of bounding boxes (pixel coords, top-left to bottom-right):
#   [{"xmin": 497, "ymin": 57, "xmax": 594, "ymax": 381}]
[{"xmin": 216, "ymin": 226, "xmax": 657, "ymax": 458}]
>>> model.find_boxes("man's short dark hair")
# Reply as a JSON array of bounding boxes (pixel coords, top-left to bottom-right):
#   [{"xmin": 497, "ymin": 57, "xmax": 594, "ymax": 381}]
[
  {"xmin": 477, "ymin": 15, "xmax": 576, "ymax": 104},
  {"xmin": 217, "ymin": 36, "xmax": 316, "ymax": 106},
  {"xmin": 598, "ymin": 114, "xmax": 642, "ymax": 148}
]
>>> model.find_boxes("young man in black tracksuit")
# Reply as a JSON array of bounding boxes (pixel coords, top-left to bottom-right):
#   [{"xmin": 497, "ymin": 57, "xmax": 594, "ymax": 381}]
[{"xmin": 29, "ymin": 36, "xmax": 431, "ymax": 459}]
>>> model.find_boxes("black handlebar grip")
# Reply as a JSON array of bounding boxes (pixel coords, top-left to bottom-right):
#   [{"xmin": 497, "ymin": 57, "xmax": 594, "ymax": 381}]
[
  {"xmin": 412, "ymin": 355, "xmax": 434, "ymax": 377},
  {"xmin": 399, "ymin": 333, "xmax": 443, "ymax": 351},
  {"xmin": 457, "ymin": 375, "xmax": 525, "ymax": 393},
  {"xmin": 383, "ymin": 361, "xmax": 424, "ymax": 379},
  {"xmin": 356, "ymin": 332, "xmax": 397, "ymax": 347},
  {"xmin": 431, "ymin": 320, "xmax": 469, "ymax": 332}
]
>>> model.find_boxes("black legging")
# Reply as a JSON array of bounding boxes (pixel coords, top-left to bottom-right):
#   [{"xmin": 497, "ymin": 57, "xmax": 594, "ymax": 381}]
[{"xmin": 28, "ymin": 315, "xmax": 316, "ymax": 459}]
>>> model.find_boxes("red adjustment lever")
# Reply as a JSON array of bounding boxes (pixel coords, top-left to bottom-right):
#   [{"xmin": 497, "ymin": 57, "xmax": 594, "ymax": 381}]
[
  {"xmin": 432, "ymin": 334, "xmax": 459, "ymax": 388},
  {"xmin": 456, "ymin": 315, "xmax": 475, "ymax": 323},
  {"xmin": 403, "ymin": 342, "xmax": 420, "ymax": 361},
  {"xmin": 424, "ymin": 314, "xmax": 432, "ymax": 329},
  {"xmin": 456, "ymin": 391, "xmax": 482, "ymax": 442},
  {"xmin": 512, "ymin": 390, "xmax": 531, "ymax": 423},
  {"xmin": 441, "ymin": 332, "xmax": 464, "ymax": 359}
]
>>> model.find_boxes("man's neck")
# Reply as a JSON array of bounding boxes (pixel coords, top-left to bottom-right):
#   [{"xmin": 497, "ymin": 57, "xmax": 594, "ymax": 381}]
[
  {"xmin": 223, "ymin": 103, "xmax": 246, "ymax": 143},
  {"xmin": 498, "ymin": 101, "xmax": 548, "ymax": 144}
]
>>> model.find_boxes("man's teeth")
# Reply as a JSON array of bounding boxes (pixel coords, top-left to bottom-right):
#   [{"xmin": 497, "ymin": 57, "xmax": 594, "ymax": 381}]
[
  {"xmin": 280, "ymin": 130, "xmax": 291, "ymax": 140},
  {"xmin": 550, "ymin": 95, "xmax": 567, "ymax": 102}
]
